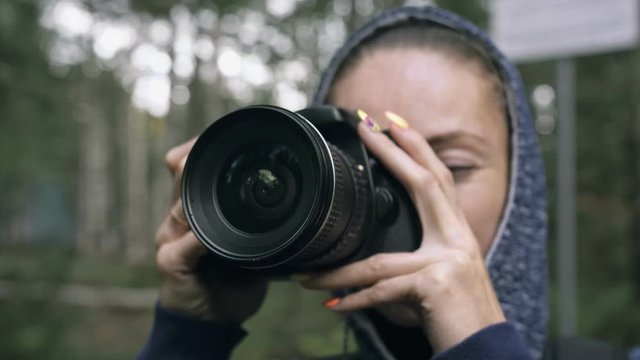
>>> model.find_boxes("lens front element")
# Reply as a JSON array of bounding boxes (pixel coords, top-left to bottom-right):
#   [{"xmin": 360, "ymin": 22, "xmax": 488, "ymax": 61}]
[
  {"xmin": 249, "ymin": 169, "xmax": 286, "ymax": 208},
  {"xmin": 218, "ymin": 142, "xmax": 301, "ymax": 234}
]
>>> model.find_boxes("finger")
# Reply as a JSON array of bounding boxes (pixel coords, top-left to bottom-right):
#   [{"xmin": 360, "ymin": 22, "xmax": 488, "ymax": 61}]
[
  {"xmin": 157, "ymin": 232, "xmax": 208, "ymax": 274},
  {"xmin": 156, "ymin": 200, "xmax": 190, "ymax": 247},
  {"xmin": 165, "ymin": 137, "xmax": 197, "ymax": 176},
  {"xmin": 166, "ymin": 138, "xmax": 196, "ymax": 204},
  {"xmin": 357, "ymin": 123, "xmax": 462, "ymax": 246},
  {"xmin": 327, "ymin": 274, "xmax": 417, "ymax": 312},
  {"xmin": 170, "ymin": 156, "xmax": 188, "ymax": 203},
  {"xmin": 388, "ymin": 123, "xmax": 457, "ymax": 204},
  {"xmin": 169, "ymin": 199, "xmax": 190, "ymax": 231},
  {"xmin": 303, "ymin": 252, "xmax": 428, "ymax": 289}
]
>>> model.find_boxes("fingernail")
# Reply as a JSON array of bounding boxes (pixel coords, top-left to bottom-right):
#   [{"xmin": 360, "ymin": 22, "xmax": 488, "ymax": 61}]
[
  {"xmin": 384, "ymin": 111, "xmax": 409, "ymax": 129},
  {"xmin": 291, "ymin": 273, "xmax": 313, "ymax": 282},
  {"xmin": 356, "ymin": 109, "xmax": 381, "ymax": 132},
  {"xmin": 323, "ymin": 297, "xmax": 341, "ymax": 308}
]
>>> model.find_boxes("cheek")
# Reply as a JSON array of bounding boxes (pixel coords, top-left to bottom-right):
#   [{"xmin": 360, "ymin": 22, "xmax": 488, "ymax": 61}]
[{"xmin": 455, "ymin": 175, "xmax": 507, "ymax": 256}]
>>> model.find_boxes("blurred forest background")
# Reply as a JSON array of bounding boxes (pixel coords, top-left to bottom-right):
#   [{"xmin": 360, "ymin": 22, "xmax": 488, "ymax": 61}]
[{"xmin": 1, "ymin": 0, "xmax": 640, "ymax": 359}]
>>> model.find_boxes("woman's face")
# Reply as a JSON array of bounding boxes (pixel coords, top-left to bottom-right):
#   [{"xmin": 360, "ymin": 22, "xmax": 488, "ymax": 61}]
[{"xmin": 328, "ymin": 47, "xmax": 509, "ymax": 255}]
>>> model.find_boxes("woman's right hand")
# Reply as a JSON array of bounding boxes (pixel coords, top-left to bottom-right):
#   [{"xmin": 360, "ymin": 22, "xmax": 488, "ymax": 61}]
[
  {"xmin": 301, "ymin": 122, "xmax": 506, "ymax": 353},
  {"xmin": 155, "ymin": 138, "xmax": 268, "ymax": 323}
]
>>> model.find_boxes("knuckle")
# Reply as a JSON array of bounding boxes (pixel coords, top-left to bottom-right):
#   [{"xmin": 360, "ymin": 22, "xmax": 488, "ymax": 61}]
[
  {"xmin": 164, "ymin": 147, "xmax": 180, "ymax": 168},
  {"xmin": 409, "ymin": 276, "xmax": 424, "ymax": 300},
  {"xmin": 422, "ymin": 251, "xmax": 475, "ymax": 293},
  {"xmin": 367, "ymin": 254, "xmax": 389, "ymax": 275},
  {"xmin": 424, "ymin": 266, "xmax": 454, "ymax": 293},
  {"xmin": 401, "ymin": 132, "xmax": 420, "ymax": 149},
  {"xmin": 155, "ymin": 224, "xmax": 171, "ymax": 246},
  {"xmin": 156, "ymin": 243, "xmax": 191, "ymax": 278},
  {"xmin": 156, "ymin": 246, "xmax": 175, "ymax": 276}
]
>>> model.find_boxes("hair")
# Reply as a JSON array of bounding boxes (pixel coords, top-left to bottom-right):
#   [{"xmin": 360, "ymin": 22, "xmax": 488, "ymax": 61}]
[{"xmin": 329, "ymin": 21, "xmax": 507, "ymax": 112}]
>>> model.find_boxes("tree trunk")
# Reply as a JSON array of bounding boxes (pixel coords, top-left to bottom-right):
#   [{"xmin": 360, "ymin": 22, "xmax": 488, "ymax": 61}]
[
  {"xmin": 76, "ymin": 97, "xmax": 112, "ymax": 255},
  {"xmin": 122, "ymin": 106, "xmax": 150, "ymax": 263}
]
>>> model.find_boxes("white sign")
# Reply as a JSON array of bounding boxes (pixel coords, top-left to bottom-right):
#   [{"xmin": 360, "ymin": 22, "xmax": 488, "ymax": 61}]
[{"xmin": 490, "ymin": 0, "xmax": 639, "ymax": 62}]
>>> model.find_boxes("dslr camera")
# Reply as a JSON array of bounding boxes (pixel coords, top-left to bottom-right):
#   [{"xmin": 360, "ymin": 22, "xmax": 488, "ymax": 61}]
[{"xmin": 182, "ymin": 105, "xmax": 420, "ymax": 276}]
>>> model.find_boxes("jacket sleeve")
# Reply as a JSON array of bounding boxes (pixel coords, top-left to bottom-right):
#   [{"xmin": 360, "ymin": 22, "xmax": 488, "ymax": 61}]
[
  {"xmin": 137, "ymin": 303, "xmax": 246, "ymax": 360},
  {"xmin": 432, "ymin": 322, "xmax": 534, "ymax": 360}
]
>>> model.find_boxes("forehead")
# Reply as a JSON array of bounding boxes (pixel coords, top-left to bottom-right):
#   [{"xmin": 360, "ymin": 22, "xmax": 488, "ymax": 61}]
[{"xmin": 328, "ymin": 48, "xmax": 505, "ymax": 141}]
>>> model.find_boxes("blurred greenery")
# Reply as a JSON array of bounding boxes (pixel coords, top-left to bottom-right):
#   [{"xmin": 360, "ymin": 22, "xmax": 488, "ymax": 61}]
[
  {"xmin": 0, "ymin": 244, "xmax": 157, "ymax": 287},
  {"xmin": 1, "ymin": 0, "xmax": 640, "ymax": 359}
]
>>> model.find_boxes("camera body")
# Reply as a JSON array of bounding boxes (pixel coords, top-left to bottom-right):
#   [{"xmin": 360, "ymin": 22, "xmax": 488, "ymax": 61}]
[{"xmin": 182, "ymin": 105, "xmax": 420, "ymax": 276}]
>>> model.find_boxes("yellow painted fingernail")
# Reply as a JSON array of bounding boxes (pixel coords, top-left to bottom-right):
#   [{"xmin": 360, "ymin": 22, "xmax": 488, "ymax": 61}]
[
  {"xmin": 384, "ymin": 111, "xmax": 409, "ymax": 129},
  {"xmin": 356, "ymin": 109, "xmax": 381, "ymax": 132},
  {"xmin": 323, "ymin": 297, "xmax": 341, "ymax": 308}
]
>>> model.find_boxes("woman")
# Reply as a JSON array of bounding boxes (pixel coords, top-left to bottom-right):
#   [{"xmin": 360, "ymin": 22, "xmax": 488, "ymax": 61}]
[{"xmin": 140, "ymin": 6, "xmax": 547, "ymax": 359}]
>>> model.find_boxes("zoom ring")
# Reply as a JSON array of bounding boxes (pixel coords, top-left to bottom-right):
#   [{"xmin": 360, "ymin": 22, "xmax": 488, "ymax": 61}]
[{"xmin": 291, "ymin": 145, "xmax": 350, "ymax": 262}]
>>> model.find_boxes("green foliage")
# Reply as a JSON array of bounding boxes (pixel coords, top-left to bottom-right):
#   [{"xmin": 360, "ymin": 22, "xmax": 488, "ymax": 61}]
[
  {"xmin": 234, "ymin": 283, "xmax": 348, "ymax": 359},
  {"xmin": 0, "ymin": 244, "xmax": 344, "ymax": 359},
  {"xmin": 520, "ymin": 50, "xmax": 640, "ymax": 347},
  {"xmin": 436, "ymin": 0, "xmax": 489, "ymax": 28},
  {"xmin": 0, "ymin": 245, "xmax": 76, "ymax": 359},
  {"xmin": 129, "ymin": 0, "xmax": 252, "ymax": 17},
  {"xmin": 0, "ymin": 1, "xmax": 76, "ymax": 181},
  {"xmin": 0, "ymin": 244, "xmax": 158, "ymax": 287}
]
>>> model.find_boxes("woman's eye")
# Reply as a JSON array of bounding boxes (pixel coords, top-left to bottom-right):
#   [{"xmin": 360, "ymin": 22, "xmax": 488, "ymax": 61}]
[{"xmin": 446, "ymin": 165, "xmax": 475, "ymax": 180}]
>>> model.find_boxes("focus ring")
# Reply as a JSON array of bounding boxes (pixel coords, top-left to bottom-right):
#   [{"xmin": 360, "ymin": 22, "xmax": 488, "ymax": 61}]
[{"xmin": 292, "ymin": 145, "xmax": 351, "ymax": 262}]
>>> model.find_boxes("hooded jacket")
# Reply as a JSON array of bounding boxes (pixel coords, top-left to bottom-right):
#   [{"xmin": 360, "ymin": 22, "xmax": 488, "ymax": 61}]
[{"xmin": 313, "ymin": 5, "xmax": 548, "ymax": 360}]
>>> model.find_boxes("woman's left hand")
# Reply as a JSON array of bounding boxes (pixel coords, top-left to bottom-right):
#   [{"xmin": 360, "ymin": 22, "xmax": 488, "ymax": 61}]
[{"xmin": 301, "ymin": 121, "xmax": 505, "ymax": 353}]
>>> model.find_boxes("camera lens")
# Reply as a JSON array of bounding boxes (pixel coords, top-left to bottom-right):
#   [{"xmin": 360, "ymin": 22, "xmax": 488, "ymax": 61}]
[{"xmin": 182, "ymin": 105, "xmax": 370, "ymax": 270}]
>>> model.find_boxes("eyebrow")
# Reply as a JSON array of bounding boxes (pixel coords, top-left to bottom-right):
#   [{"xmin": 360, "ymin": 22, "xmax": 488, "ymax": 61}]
[{"xmin": 426, "ymin": 131, "xmax": 492, "ymax": 152}]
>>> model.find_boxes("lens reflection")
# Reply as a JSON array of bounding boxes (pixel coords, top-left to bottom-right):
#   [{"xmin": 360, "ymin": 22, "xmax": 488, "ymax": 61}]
[
  {"xmin": 249, "ymin": 169, "xmax": 286, "ymax": 208},
  {"xmin": 218, "ymin": 142, "xmax": 302, "ymax": 234}
]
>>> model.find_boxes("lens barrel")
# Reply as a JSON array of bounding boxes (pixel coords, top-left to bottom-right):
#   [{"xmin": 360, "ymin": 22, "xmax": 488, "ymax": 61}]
[{"xmin": 182, "ymin": 106, "xmax": 368, "ymax": 270}]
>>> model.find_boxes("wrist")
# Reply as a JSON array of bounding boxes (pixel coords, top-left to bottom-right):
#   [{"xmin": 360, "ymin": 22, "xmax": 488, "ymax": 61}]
[
  {"xmin": 421, "ymin": 267, "xmax": 505, "ymax": 353},
  {"xmin": 139, "ymin": 302, "xmax": 247, "ymax": 360}
]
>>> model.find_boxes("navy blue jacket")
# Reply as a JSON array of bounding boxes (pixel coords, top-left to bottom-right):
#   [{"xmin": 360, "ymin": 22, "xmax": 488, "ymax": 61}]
[{"xmin": 138, "ymin": 304, "xmax": 533, "ymax": 359}]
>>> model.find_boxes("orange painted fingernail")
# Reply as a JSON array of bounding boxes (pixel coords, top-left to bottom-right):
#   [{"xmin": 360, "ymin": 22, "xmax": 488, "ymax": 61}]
[
  {"xmin": 323, "ymin": 297, "xmax": 341, "ymax": 308},
  {"xmin": 356, "ymin": 109, "xmax": 381, "ymax": 132}
]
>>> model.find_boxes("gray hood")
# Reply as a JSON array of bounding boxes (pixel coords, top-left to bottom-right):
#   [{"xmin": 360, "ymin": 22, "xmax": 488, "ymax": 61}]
[{"xmin": 312, "ymin": 6, "xmax": 548, "ymax": 359}]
